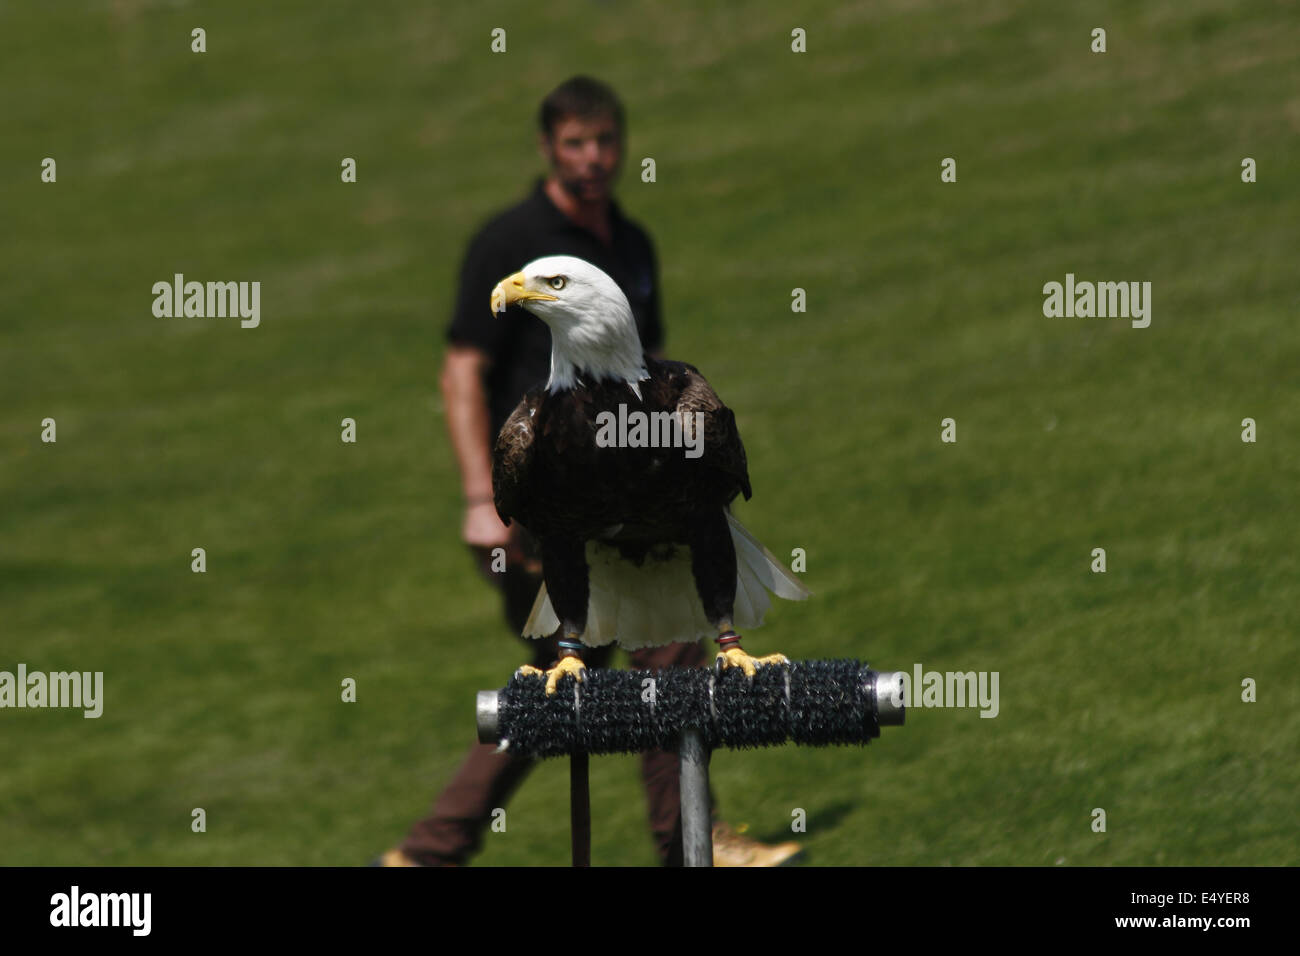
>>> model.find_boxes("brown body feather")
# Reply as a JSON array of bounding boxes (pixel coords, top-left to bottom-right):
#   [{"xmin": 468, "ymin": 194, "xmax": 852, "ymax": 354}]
[{"xmin": 492, "ymin": 356, "xmax": 751, "ymax": 638}]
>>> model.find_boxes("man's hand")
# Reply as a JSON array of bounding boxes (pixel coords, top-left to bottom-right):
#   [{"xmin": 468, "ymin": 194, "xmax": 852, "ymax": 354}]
[
  {"xmin": 463, "ymin": 500, "xmax": 511, "ymax": 550},
  {"xmin": 464, "ymin": 503, "xmax": 533, "ymax": 569}
]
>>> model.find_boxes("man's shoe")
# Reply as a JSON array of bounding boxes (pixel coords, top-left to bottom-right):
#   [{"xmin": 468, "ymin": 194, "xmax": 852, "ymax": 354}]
[
  {"xmin": 711, "ymin": 822, "xmax": 803, "ymax": 867},
  {"xmin": 370, "ymin": 848, "xmax": 422, "ymax": 867}
]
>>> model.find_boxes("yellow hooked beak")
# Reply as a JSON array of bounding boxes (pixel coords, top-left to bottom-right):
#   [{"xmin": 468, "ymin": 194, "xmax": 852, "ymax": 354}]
[{"xmin": 490, "ymin": 271, "xmax": 558, "ymax": 315}]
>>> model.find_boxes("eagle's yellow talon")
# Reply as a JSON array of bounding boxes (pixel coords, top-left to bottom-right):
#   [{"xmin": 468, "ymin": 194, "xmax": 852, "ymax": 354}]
[
  {"xmin": 545, "ymin": 656, "xmax": 587, "ymax": 695},
  {"xmin": 716, "ymin": 646, "xmax": 789, "ymax": 678},
  {"xmin": 518, "ymin": 656, "xmax": 587, "ymax": 695}
]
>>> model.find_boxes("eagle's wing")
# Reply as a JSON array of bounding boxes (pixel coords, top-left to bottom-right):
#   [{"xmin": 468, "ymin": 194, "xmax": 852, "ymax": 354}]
[
  {"xmin": 666, "ymin": 360, "xmax": 752, "ymax": 501},
  {"xmin": 492, "ymin": 389, "xmax": 543, "ymax": 526}
]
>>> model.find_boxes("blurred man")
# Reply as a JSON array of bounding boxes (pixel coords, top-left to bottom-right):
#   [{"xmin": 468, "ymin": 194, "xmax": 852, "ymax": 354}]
[{"xmin": 379, "ymin": 76, "xmax": 798, "ymax": 867}]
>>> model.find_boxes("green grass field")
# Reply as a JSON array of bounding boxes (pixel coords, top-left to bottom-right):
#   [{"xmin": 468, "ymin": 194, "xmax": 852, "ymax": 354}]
[{"xmin": 2, "ymin": 0, "xmax": 1297, "ymax": 866}]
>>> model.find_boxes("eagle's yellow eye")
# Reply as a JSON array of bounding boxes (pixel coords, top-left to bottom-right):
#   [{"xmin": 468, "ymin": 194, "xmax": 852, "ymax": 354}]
[{"xmin": 548, "ymin": 276, "xmax": 566, "ymax": 291}]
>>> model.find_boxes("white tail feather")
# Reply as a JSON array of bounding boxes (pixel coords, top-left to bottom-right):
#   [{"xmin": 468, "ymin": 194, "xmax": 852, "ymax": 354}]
[
  {"xmin": 724, "ymin": 511, "xmax": 811, "ymax": 601},
  {"xmin": 521, "ymin": 513, "xmax": 810, "ymax": 649}
]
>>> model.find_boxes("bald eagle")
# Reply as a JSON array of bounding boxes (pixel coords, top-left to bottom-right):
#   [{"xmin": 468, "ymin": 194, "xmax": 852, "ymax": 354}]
[{"xmin": 489, "ymin": 256, "xmax": 809, "ymax": 693}]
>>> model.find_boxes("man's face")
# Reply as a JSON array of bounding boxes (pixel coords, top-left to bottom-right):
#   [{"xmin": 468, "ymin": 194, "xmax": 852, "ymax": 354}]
[{"xmin": 541, "ymin": 114, "xmax": 622, "ymax": 203}]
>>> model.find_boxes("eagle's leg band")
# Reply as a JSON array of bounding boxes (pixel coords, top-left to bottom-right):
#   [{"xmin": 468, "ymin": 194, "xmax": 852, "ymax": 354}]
[
  {"xmin": 715, "ymin": 630, "xmax": 742, "ymax": 649},
  {"xmin": 558, "ymin": 639, "xmax": 584, "ymax": 656}
]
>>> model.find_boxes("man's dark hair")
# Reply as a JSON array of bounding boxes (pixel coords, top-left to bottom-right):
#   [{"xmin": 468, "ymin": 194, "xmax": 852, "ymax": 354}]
[{"xmin": 538, "ymin": 76, "xmax": 625, "ymax": 140}]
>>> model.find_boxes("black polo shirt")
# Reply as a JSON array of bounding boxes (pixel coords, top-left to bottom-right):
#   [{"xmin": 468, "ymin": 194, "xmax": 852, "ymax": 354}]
[{"xmin": 445, "ymin": 178, "xmax": 663, "ymax": 435}]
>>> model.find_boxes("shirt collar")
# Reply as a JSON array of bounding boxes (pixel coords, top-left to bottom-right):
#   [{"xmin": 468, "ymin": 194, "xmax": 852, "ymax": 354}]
[{"xmin": 531, "ymin": 177, "xmax": 626, "ymax": 235}]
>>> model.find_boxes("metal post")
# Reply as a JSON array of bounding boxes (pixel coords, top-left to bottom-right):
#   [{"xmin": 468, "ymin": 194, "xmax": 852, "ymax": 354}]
[
  {"xmin": 679, "ymin": 727, "xmax": 712, "ymax": 867},
  {"xmin": 570, "ymin": 752, "xmax": 590, "ymax": 867}
]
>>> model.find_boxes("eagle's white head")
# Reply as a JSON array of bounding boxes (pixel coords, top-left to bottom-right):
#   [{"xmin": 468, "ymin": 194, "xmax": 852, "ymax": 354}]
[{"xmin": 490, "ymin": 255, "xmax": 650, "ymax": 398}]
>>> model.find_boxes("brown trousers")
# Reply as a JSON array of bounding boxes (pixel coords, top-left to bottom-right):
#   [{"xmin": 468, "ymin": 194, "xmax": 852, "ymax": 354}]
[{"xmin": 399, "ymin": 537, "xmax": 709, "ymax": 865}]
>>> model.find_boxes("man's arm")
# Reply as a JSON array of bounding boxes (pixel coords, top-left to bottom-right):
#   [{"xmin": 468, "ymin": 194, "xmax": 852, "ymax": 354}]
[{"xmin": 440, "ymin": 343, "xmax": 513, "ymax": 552}]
